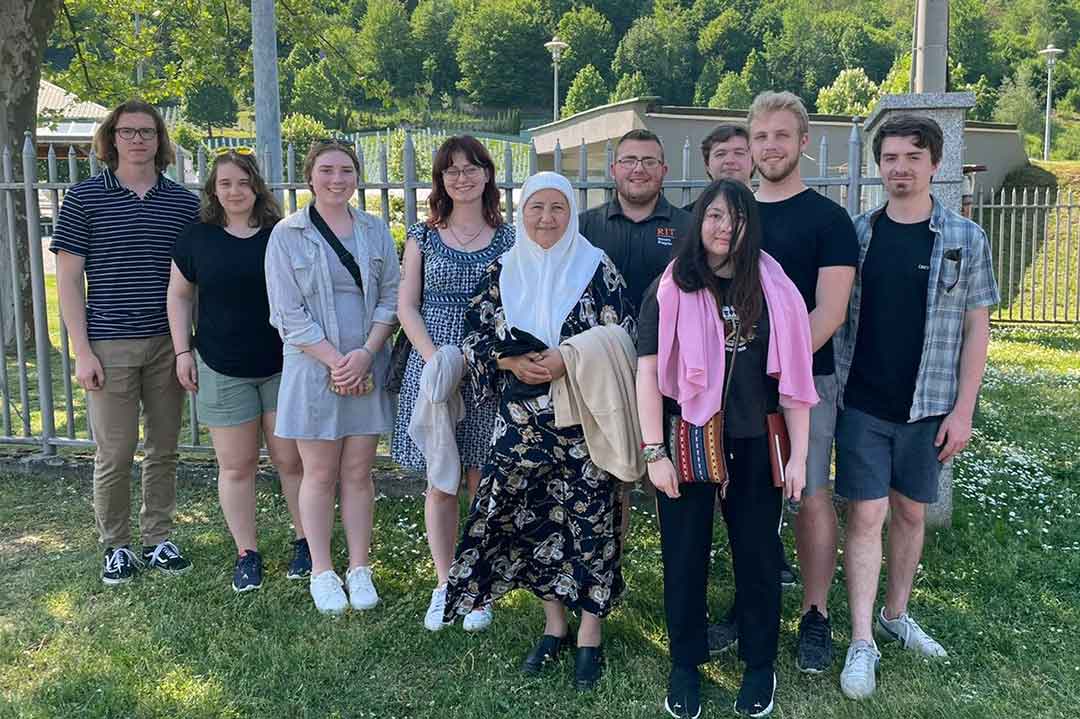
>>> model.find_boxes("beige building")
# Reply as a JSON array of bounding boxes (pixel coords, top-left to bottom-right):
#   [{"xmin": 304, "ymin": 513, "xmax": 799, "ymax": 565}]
[{"xmin": 527, "ymin": 97, "xmax": 1028, "ymax": 210}]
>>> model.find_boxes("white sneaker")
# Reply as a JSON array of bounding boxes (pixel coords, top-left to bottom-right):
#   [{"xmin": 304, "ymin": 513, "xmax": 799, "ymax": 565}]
[
  {"xmin": 462, "ymin": 603, "xmax": 493, "ymax": 632},
  {"xmin": 345, "ymin": 565, "xmax": 379, "ymax": 610},
  {"xmin": 424, "ymin": 585, "xmax": 449, "ymax": 631},
  {"xmin": 875, "ymin": 608, "xmax": 947, "ymax": 657},
  {"xmin": 840, "ymin": 639, "xmax": 881, "ymax": 700},
  {"xmin": 309, "ymin": 570, "xmax": 348, "ymax": 615}
]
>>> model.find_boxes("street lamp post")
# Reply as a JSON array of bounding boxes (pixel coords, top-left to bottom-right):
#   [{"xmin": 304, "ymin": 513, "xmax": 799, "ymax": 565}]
[
  {"xmin": 1039, "ymin": 44, "xmax": 1065, "ymax": 161},
  {"xmin": 544, "ymin": 36, "xmax": 569, "ymax": 122}
]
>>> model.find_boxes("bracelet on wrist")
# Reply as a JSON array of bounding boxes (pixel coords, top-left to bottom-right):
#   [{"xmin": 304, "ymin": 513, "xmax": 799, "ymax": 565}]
[
  {"xmin": 641, "ymin": 442, "xmax": 668, "ymax": 464},
  {"xmin": 176, "ymin": 349, "xmax": 192, "ymax": 358},
  {"xmin": 358, "ymin": 346, "xmax": 373, "ymax": 357}
]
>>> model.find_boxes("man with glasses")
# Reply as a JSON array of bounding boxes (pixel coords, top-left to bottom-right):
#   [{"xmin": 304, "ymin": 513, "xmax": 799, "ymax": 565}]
[
  {"xmin": 579, "ymin": 129, "xmax": 693, "ymax": 318},
  {"xmin": 833, "ymin": 116, "xmax": 997, "ymax": 699},
  {"xmin": 52, "ymin": 100, "xmax": 200, "ymax": 585}
]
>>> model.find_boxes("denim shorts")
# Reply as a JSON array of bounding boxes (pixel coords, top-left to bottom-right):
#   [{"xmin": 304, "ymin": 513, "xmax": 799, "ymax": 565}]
[
  {"xmin": 834, "ymin": 406, "xmax": 944, "ymax": 504},
  {"xmin": 195, "ymin": 355, "xmax": 281, "ymax": 427}
]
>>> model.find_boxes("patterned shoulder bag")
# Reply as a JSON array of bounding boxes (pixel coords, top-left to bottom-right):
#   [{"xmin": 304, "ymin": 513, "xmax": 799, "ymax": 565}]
[{"xmin": 668, "ymin": 318, "xmax": 739, "ymax": 494}]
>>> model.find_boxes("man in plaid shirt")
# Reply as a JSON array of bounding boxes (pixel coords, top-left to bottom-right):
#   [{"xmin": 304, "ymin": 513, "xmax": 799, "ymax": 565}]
[{"xmin": 832, "ymin": 115, "xmax": 999, "ymax": 700}]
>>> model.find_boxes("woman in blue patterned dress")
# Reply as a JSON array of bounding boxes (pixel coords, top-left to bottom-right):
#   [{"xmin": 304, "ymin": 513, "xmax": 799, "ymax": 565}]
[{"xmin": 392, "ymin": 136, "xmax": 515, "ymax": 633}]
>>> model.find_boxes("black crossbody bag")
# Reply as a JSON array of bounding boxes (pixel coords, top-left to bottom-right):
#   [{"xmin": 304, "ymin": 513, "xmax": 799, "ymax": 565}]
[{"xmin": 309, "ymin": 205, "xmax": 364, "ymax": 292}]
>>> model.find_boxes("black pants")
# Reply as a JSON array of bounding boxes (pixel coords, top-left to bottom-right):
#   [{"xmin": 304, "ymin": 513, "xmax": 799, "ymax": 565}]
[{"xmin": 657, "ymin": 434, "xmax": 782, "ymax": 669}]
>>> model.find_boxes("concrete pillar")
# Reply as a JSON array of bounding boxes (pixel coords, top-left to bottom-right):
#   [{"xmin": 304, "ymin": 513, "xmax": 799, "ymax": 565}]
[
  {"xmin": 863, "ymin": 91, "xmax": 976, "ymax": 528},
  {"xmin": 864, "ymin": 92, "xmax": 976, "ymax": 214},
  {"xmin": 251, "ymin": 0, "xmax": 283, "ymax": 184},
  {"xmin": 914, "ymin": 0, "xmax": 948, "ymax": 93}
]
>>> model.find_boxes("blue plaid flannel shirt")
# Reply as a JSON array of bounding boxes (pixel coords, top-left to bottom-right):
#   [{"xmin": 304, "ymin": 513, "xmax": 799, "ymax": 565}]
[{"xmin": 835, "ymin": 195, "xmax": 1000, "ymax": 422}]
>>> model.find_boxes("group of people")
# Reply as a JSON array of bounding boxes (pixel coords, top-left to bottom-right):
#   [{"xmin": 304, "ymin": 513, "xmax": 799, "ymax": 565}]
[{"xmin": 52, "ymin": 90, "xmax": 998, "ymax": 718}]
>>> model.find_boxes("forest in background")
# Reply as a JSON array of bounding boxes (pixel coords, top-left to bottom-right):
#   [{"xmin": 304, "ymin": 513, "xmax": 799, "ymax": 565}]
[{"xmin": 41, "ymin": 0, "xmax": 1080, "ymax": 157}]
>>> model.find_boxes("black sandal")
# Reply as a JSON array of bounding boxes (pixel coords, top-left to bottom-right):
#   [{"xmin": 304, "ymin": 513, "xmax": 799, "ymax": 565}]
[{"xmin": 521, "ymin": 634, "xmax": 572, "ymax": 675}]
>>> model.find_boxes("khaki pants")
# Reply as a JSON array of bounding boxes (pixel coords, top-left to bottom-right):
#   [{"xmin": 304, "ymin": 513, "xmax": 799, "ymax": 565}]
[{"xmin": 88, "ymin": 335, "xmax": 184, "ymax": 547}]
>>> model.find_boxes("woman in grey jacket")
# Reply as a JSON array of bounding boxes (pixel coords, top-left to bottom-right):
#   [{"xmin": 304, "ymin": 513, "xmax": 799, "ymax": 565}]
[{"xmin": 265, "ymin": 140, "xmax": 400, "ymax": 615}]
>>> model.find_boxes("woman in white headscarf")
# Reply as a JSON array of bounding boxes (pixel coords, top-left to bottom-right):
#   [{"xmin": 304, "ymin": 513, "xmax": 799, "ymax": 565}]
[{"xmin": 442, "ymin": 172, "xmax": 636, "ymax": 690}]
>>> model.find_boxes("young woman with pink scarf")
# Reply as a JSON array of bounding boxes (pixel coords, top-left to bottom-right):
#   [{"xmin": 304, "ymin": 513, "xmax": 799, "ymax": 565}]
[{"xmin": 636, "ymin": 179, "xmax": 818, "ymax": 718}]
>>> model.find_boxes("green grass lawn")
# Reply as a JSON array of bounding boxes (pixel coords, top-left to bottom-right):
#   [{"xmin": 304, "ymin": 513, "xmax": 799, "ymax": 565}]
[{"xmin": 0, "ymin": 328, "xmax": 1078, "ymax": 718}]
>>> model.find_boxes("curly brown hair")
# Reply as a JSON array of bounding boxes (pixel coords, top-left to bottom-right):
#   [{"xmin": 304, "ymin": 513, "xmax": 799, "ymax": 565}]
[
  {"xmin": 93, "ymin": 100, "xmax": 175, "ymax": 173},
  {"xmin": 200, "ymin": 151, "xmax": 282, "ymax": 229},
  {"xmin": 427, "ymin": 135, "xmax": 502, "ymax": 229}
]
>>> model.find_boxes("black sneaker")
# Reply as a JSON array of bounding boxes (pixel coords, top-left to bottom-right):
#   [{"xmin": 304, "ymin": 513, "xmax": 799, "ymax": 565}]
[
  {"xmin": 665, "ymin": 664, "xmax": 702, "ymax": 719},
  {"xmin": 232, "ymin": 550, "xmax": 264, "ymax": 593},
  {"xmin": 707, "ymin": 607, "xmax": 738, "ymax": 656},
  {"xmin": 734, "ymin": 665, "xmax": 776, "ymax": 717},
  {"xmin": 796, "ymin": 605, "xmax": 834, "ymax": 674},
  {"xmin": 779, "ymin": 555, "xmax": 799, "ymax": 589},
  {"xmin": 141, "ymin": 540, "xmax": 193, "ymax": 575},
  {"xmin": 102, "ymin": 546, "xmax": 139, "ymax": 585},
  {"xmin": 287, "ymin": 537, "xmax": 312, "ymax": 580}
]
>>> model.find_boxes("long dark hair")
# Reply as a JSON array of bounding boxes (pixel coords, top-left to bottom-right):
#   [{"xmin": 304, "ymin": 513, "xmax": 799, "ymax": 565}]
[
  {"xmin": 427, "ymin": 135, "xmax": 502, "ymax": 228},
  {"xmin": 200, "ymin": 151, "xmax": 282, "ymax": 229},
  {"xmin": 672, "ymin": 179, "xmax": 763, "ymax": 333}
]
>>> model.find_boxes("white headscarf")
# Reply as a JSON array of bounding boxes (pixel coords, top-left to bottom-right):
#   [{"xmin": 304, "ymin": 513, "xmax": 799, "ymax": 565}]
[{"xmin": 500, "ymin": 172, "xmax": 604, "ymax": 348}]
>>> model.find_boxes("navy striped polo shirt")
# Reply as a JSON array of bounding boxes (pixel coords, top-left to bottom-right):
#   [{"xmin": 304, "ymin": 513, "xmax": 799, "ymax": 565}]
[{"xmin": 50, "ymin": 168, "xmax": 200, "ymax": 341}]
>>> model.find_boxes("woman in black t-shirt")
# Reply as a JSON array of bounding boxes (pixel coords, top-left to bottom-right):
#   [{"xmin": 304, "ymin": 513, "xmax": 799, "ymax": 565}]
[
  {"xmin": 636, "ymin": 180, "xmax": 817, "ymax": 719},
  {"xmin": 167, "ymin": 149, "xmax": 307, "ymax": 594}
]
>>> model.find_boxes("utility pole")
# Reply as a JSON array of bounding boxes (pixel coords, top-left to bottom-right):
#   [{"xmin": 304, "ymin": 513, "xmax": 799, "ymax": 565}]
[
  {"xmin": 135, "ymin": 14, "xmax": 144, "ymax": 86},
  {"xmin": 251, "ymin": 0, "xmax": 283, "ymax": 183},
  {"xmin": 913, "ymin": 0, "xmax": 947, "ymax": 93}
]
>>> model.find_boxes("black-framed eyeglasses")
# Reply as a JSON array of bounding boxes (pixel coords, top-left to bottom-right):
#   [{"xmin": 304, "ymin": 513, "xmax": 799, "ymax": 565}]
[
  {"xmin": 615, "ymin": 156, "xmax": 662, "ymax": 170},
  {"xmin": 115, "ymin": 127, "xmax": 158, "ymax": 141},
  {"xmin": 442, "ymin": 166, "xmax": 484, "ymax": 181}
]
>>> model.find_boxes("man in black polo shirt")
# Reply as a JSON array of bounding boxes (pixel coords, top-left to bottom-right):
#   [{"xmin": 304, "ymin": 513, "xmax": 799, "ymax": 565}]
[
  {"xmin": 579, "ymin": 129, "xmax": 693, "ymax": 316},
  {"xmin": 748, "ymin": 91, "xmax": 859, "ymax": 676},
  {"xmin": 52, "ymin": 100, "xmax": 200, "ymax": 585},
  {"xmin": 683, "ymin": 123, "xmax": 753, "ymax": 213}
]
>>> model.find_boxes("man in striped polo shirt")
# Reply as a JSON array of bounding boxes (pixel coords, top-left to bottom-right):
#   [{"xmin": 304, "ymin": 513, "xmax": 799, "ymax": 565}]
[{"xmin": 52, "ymin": 100, "xmax": 200, "ymax": 585}]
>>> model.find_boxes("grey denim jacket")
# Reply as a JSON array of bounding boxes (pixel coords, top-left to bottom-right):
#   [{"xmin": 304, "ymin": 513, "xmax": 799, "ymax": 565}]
[{"xmin": 265, "ymin": 205, "xmax": 400, "ymax": 355}]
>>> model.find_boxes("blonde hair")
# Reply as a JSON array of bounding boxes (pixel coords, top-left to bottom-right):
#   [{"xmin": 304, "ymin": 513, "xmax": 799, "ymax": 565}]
[{"xmin": 747, "ymin": 91, "xmax": 810, "ymax": 138}]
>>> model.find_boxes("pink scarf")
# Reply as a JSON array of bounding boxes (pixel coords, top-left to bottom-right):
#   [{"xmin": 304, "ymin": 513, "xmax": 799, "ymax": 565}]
[{"xmin": 656, "ymin": 251, "xmax": 818, "ymax": 426}]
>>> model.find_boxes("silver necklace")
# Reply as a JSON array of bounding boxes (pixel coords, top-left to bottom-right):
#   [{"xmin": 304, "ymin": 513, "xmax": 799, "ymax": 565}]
[{"xmin": 447, "ymin": 223, "xmax": 486, "ymax": 248}]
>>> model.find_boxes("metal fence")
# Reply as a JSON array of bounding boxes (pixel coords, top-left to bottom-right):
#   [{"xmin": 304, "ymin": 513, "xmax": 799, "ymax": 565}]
[
  {"xmin": 971, "ymin": 186, "xmax": 1080, "ymax": 324},
  {"xmin": 0, "ymin": 122, "xmax": 1071, "ymax": 457}
]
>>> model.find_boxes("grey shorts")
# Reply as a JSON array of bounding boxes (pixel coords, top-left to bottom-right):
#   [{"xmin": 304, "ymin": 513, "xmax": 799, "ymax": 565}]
[
  {"xmin": 195, "ymin": 355, "xmax": 281, "ymax": 427},
  {"xmin": 803, "ymin": 373, "xmax": 839, "ymax": 498},
  {"xmin": 835, "ymin": 406, "xmax": 944, "ymax": 504}
]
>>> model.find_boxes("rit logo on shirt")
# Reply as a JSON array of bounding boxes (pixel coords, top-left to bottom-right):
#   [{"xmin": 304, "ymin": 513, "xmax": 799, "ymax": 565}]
[{"xmin": 656, "ymin": 227, "xmax": 677, "ymax": 247}]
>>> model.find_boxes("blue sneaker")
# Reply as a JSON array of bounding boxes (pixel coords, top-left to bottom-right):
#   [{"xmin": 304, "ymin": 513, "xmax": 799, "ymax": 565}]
[{"xmin": 232, "ymin": 550, "xmax": 264, "ymax": 593}]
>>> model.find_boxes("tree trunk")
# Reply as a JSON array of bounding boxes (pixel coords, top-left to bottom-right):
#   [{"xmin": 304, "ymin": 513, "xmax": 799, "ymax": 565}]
[{"xmin": 0, "ymin": 0, "xmax": 61, "ymax": 352}]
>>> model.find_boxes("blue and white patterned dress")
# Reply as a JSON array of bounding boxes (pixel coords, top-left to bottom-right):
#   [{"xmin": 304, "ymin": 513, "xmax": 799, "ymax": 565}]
[{"xmin": 391, "ymin": 221, "xmax": 515, "ymax": 473}]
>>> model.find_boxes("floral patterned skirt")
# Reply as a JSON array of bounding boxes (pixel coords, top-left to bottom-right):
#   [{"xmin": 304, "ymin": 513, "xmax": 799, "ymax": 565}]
[{"xmin": 443, "ymin": 396, "xmax": 624, "ymax": 619}]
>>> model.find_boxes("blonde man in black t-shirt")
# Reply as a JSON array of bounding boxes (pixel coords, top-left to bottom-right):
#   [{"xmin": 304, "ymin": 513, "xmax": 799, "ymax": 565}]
[{"xmin": 749, "ymin": 91, "xmax": 860, "ymax": 676}]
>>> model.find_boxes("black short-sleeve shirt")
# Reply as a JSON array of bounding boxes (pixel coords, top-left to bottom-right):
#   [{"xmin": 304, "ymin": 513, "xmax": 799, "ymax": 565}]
[
  {"xmin": 637, "ymin": 274, "xmax": 779, "ymax": 438},
  {"xmin": 579, "ymin": 194, "xmax": 694, "ymax": 317},
  {"xmin": 172, "ymin": 223, "xmax": 284, "ymax": 378},
  {"xmin": 844, "ymin": 213, "xmax": 935, "ymax": 423},
  {"xmin": 758, "ymin": 188, "xmax": 858, "ymax": 376}
]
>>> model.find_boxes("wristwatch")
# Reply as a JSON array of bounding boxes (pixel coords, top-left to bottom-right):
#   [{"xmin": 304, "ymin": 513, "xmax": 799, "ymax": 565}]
[{"xmin": 641, "ymin": 443, "xmax": 668, "ymax": 464}]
